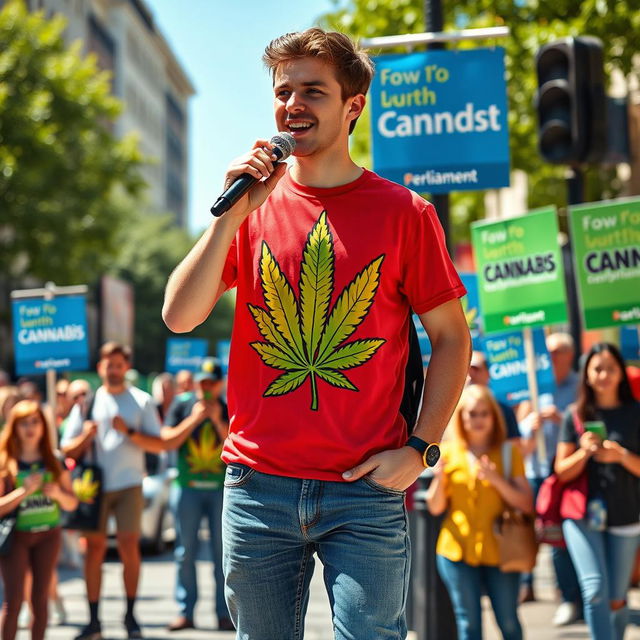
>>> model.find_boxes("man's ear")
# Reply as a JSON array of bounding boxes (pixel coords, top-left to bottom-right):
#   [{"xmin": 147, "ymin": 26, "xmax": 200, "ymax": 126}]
[{"xmin": 347, "ymin": 94, "xmax": 366, "ymax": 123}]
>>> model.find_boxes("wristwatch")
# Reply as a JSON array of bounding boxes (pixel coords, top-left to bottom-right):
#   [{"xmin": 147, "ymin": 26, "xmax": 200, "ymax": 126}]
[{"xmin": 405, "ymin": 436, "xmax": 441, "ymax": 468}]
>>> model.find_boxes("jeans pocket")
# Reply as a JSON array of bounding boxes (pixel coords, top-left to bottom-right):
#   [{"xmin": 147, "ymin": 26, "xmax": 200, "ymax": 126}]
[
  {"xmin": 362, "ymin": 475, "xmax": 406, "ymax": 497},
  {"xmin": 224, "ymin": 464, "xmax": 256, "ymax": 488}
]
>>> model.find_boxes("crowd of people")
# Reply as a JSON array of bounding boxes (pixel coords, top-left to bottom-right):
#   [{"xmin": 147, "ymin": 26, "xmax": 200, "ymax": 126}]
[
  {"xmin": 1, "ymin": 331, "xmax": 639, "ymax": 640},
  {"xmin": 0, "ymin": 342, "xmax": 232, "ymax": 639},
  {"xmin": 428, "ymin": 333, "xmax": 640, "ymax": 640}
]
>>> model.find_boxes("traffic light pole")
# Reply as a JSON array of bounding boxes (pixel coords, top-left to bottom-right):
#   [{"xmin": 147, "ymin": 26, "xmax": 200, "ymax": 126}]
[{"xmin": 565, "ymin": 166, "xmax": 584, "ymax": 366}]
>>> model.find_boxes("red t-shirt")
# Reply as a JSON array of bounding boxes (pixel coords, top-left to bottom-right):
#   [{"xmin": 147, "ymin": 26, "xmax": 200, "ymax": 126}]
[
  {"xmin": 628, "ymin": 367, "xmax": 640, "ymax": 401},
  {"xmin": 220, "ymin": 168, "xmax": 466, "ymax": 480}
]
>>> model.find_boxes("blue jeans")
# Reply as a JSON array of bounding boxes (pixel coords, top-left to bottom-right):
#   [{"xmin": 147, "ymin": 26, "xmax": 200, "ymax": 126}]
[
  {"xmin": 436, "ymin": 555, "xmax": 523, "ymax": 640},
  {"xmin": 222, "ymin": 464, "xmax": 410, "ymax": 640},
  {"xmin": 522, "ymin": 477, "xmax": 581, "ymax": 605},
  {"xmin": 563, "ymin": 518, "xmax": 640, "ymax": 640},
  {"xmin": 170, "ymin": 484, "xmax": 228, "ymax": 621}
]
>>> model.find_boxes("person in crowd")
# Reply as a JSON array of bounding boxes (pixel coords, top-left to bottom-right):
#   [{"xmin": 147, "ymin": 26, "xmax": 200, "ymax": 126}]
[
  {"xmin": 0, "ymin": 400, "xmax": 78, "ymax": 640},
  {"xmin": 162, "ymin": 358, "xmax": 231, "ymax": 632},
  {"xmin": 467, "ymin": 351, "xmax": 521, "ymax": 442},
  {"xmin": 61, "ymin": 342, "xmax": 164, "ymax": 640},
  {"xmin": 427, "ymin": 384, "xmax": 533, "ymax": 640},
  {"xmin": 555, "ymin": 342, "xmax": 640, "ymax": 640},
  {"xmin": 151, "ymin": 373, "xmax": 175, "ymax": 422},
  {"xmin": 55, "ymin": 379, "xmax": 71, "ymax": 429},
  {"xmin": 516, "ymin": 332, "xmax": 582, "ymax": 619},
  {"xmin": 0, "ymin": 386, "xmax": 19, "ymax": 427},
  {"xmin": 0, "ymin": 370, "xmax": 9, "ymax": 388},
  {"xmin": 162, "ymin": 27, "xmax": 470, "ymax": 638},
  {"xmin": 174, "ymin": 370, "xmax": 194, "ymax": 396}
]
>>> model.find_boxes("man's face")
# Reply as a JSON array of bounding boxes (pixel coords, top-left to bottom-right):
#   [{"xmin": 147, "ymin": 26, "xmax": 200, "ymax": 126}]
[
  {"xmin": 467, "ymin": 362, "xmax": 490, "ymax": 387},
  {"xmin": 273, "ymin": 57, "xmax": 362, "ymax": 158},
  {"xmin": 98, "ymin": 353, "xmax": 129, "ymax": 387},
  {"xmin": 547, "ymin": 338, "xmax": 574, "ymax": 383}
]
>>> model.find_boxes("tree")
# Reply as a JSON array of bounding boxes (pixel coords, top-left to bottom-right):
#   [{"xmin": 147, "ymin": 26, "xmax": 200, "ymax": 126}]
[
  {"xmin": 318, "ymin": 0, "xmax": 639, "ymax": 240},
  {"xmin": 109, "ymin": 206, "xmax": 234, "ymax": 373},
  {"xmin": 0, "ymin": 0, "xmax": 143, "ymax": 284}
]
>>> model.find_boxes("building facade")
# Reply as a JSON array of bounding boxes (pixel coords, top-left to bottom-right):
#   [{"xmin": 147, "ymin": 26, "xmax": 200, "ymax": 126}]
[{"xmin": 24, "ymin": 0, "xmax": 194, "ymax": 228}]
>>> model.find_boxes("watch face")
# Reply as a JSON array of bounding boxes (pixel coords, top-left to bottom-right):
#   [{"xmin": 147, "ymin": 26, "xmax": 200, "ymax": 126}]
[{"xmin": 424, "ymin": 444, "xmax": 441, "ymax": 467}]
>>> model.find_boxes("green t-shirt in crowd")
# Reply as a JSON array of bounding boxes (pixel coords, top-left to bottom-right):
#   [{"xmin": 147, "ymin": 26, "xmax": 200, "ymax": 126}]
[
  {"xmin": 16, "ymin": 460, "xmax": 60, "ymax": 532},
  {"xmin": 166, "ymin": 394, "xmax": 227, "ymax": 490}
]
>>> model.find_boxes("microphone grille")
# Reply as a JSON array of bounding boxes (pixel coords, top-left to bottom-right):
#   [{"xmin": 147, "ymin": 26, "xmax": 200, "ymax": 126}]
[{"xmin": 270, "ymin": 132, "xmax": 296, "ymax": 161}]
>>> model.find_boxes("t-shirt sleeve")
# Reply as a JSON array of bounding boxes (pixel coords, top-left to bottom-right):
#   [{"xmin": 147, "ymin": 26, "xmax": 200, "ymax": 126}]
[
  {"xmin": 401, "ymin": 202, "xmax": 466, "ymax": 314},
  {"xmin": 60, "ymin": 404, "xmax": 83, "ymax": 446},
  {"xmin": 559, "ymin": 409, "xmax": 578, "ymax": 444},
  {"xmin": 140, "ymin": 396, "xmax": 162, "ymax": 437},
  {"xmin": 221, "ymin": 233, "xmax": 239, "ymax": 290}
]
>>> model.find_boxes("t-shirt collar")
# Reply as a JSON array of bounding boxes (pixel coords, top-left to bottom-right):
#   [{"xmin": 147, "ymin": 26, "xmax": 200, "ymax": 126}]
[{"xmin": 283, "ymin": 167, "xmax": 372, "ymax": 198}]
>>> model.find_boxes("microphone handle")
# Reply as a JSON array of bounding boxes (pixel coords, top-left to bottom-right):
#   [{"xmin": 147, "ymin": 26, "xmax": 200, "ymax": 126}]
[{"xmin": 210, "ymin": 173, "xmax": 256, "ymax": 217}]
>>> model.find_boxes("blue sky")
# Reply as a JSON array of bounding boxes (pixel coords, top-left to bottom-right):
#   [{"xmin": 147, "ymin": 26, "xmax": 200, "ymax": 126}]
[{"xmin": 148, "ymin": 1, "xmax": 336, "ymax": 233}]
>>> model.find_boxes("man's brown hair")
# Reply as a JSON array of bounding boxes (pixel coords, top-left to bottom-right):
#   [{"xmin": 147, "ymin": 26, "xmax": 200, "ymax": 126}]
[
  {"xmin": 99, "ymin": 341, "xmax": 131, "ymax": 362},
  {"xmin": 263, "ymin": 28, "xmax": 374, "ymax": 133}
]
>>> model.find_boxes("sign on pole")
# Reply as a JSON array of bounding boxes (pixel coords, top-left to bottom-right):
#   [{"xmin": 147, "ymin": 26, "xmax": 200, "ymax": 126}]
[
  {"xmin": 483, "ymin": 328, "xmax": 556, "ymax": 405},
  {"xmin": 471, "ymin": 208, "xmax": 568, "ymax": 334},
  {"xmin": 12, "ymin": 294, "xmax": 89, "ymax": 376},
  {"xmin": 569, "ymin": 197, "xmax": 640, "ymax": 330},
  {"xmin": 165, "ymin": 338, "xmax": 208, "ymax": 374},
  {"xmin": 370, "ymin": 47, "xmax": 510, "ymax": 193}
]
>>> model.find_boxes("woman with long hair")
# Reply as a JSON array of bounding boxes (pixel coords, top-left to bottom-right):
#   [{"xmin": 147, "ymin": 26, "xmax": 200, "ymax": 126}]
[
  {"xmin": 555, "ymin": 342, "xmax": 640, "ymax": 640},
  {"xmin": 0, "ymin": 400, "xmax": 77, "ymax": 640},
  {"xmin": 427, "ymin": 384, "xmax": 533, "ymax": 640}
]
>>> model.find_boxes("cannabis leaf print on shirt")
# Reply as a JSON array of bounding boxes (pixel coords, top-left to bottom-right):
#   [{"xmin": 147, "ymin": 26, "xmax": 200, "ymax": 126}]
[{"xmin": 248, "ymin": 211, "xmax": 386, "ymax": 411}]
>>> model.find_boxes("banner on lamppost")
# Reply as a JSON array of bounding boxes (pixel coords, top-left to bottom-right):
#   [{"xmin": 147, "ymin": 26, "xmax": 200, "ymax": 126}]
[
  {"xmin": 471, "ymin": 208, "xmax": 568, "ymax": 334},
  {"xmin": 569, "ymin": 197, "xmax": 640, "ymax": 330},
  {"xmin": 12, "ymin": 295, "xmax": 89, "ymax": 375},
  {"xmin": 370, "ymin": 47, "xmax": 510, "ymax": 193}
]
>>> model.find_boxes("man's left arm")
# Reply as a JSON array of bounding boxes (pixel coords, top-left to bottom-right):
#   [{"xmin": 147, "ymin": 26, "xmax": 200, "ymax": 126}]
[{"xmin": 342, "ymin": 298, "xmax": 471, "ymax": 490}]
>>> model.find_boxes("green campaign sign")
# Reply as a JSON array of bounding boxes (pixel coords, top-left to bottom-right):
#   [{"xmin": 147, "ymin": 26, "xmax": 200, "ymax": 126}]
[
  {"xmin": 569, "ymin": 197, "xmax": 640, "ymax": 329},
  {"xmin": 471, "ymin": 208, "xmax": 568, "ymax": 334}
]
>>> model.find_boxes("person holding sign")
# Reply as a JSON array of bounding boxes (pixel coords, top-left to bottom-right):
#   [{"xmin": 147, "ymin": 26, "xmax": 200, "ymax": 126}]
[
  {"xmin": 426, "ymin": 385, "xmax": 533, "ymax": 640},
  {"xmin": 0, "ymin": 400, "xmax": 78, "ymax": 640},
  {"xmin": 555, "ymin": 343, "xmax": 640, "ymax": 640}
]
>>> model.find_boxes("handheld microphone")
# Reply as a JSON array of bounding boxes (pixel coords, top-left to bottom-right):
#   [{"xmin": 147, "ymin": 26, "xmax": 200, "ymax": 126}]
[{"xmin": 210, "ymin": 132, "xmax": 296, "ymax": 217}]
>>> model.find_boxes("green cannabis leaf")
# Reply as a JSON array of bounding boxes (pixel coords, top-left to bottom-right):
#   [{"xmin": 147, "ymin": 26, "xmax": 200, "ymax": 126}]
[{"xmin": 248, "ymin": 211, "xmax": 386, "ymax": 411}]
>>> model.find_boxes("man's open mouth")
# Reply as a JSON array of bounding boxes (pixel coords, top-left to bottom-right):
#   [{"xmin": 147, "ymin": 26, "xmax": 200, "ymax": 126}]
[{"xmin": 286, "ymin": 121, "xmax": 314, "ymax": 133}]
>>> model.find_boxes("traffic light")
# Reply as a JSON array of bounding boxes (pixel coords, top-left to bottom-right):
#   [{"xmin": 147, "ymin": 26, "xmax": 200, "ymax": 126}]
[{"xmin": 534, "ymin": 37, "xmax": 606, "ymax": 165}]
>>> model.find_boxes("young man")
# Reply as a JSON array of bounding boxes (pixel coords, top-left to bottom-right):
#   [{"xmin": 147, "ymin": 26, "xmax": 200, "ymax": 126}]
[
  {"xmin": 62, "ymin": 342, "xmax": 164, "ymax": 640},
  {"xmin": 161, "ymin": 358, "xmax": 232, "ymax": 632},
  {"xmin": 163, "ymin": 29, "xmax": 471, "ymax": 639}
]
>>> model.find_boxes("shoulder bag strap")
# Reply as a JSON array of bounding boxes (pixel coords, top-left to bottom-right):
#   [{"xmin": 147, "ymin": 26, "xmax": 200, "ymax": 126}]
[{"xmin": 501, "ymin": 441, "xmax": 512, "ymax": 479}]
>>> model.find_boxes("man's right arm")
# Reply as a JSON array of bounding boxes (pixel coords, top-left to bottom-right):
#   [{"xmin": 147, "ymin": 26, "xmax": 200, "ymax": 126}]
[{"xmin": 162, "ymin": 140, "xmax": 286, "ymax": 333}]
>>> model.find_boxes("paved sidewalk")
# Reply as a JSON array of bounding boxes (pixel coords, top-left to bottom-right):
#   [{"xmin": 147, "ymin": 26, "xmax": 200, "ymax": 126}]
[{"xmin": 14, "ymin": 544, "xmax": 640, "ymax": 639}]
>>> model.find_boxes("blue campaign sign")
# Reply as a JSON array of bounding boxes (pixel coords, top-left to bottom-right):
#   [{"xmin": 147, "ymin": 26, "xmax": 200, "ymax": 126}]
[
  {"xmin": 165, "ymin": 338, "xmax": 208, "ymax": 374},
  {"xmin": 412, "ymin": 273, "xmax": 484, "ymax": 364},
  {"xmin": 621, "ymin": 326, "xmax": 640, "ymax": 361},
  {"xmin": 12, "ymin": 296, "xmax": 89, "ymax": 375},
  {"xmin": 370, "ymin": 48, "xmax": 510, "ymax": 193},
  {"xmin": 483, "ymin": 328, "xmax": 556, "ymax": 405}
]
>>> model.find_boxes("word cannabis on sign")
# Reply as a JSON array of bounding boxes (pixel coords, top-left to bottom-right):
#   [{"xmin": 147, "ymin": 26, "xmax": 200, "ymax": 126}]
[
  {"xmin": 370, "ymin": 48, "xmax": 509, "ymax": 193},
  {"xmin": 569, "ymin": 197, "xmax": 640, "ymax": 329},
  {"xmin": 471, "ymin": 208, "xmax": 568, "ymax": 334}
]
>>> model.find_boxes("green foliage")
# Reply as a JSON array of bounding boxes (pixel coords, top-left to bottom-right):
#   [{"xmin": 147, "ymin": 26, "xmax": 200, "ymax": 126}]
[
  {"xmin": 318, "ymin": 0, "xmax": 639, "ymax": 241},
  {"xmin": 109, "ymin": 204, "xmax": 234, "ymax": 374},
  {"xmin": 0, "ymin": 0, "xmax": 143, "ymax": 283}
]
